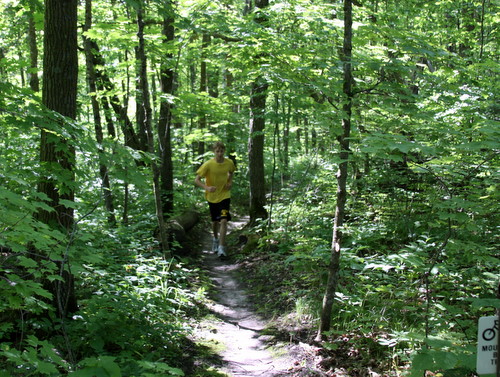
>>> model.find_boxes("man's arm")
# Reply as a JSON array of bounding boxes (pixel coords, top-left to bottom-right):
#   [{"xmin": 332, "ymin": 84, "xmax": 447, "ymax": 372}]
[
  {"xmin": 195, "ymin": 175, "xmax": 216, "ymax": 192},
  {"xmin": 225, "ymin": 171, "xmax": 234, "ymax": 190}
]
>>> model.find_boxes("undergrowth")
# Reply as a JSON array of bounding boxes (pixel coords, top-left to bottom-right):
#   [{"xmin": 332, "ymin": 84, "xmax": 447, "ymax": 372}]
[
  {"xmin": 230, "ymin": 156, "xmax": 499, "ymax": 377},
  {"xmin": 0, "ymin": 215, "xmax": 209, "ymax": 376}
]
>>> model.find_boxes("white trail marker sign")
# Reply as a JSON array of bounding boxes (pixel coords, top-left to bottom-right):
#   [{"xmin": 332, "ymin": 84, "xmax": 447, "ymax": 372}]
[{"xmin": 477, "ymin": 316, "xmax": 498, "ymax": 375}]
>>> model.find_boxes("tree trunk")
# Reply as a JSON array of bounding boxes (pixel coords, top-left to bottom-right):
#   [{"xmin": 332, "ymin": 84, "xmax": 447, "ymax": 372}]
[
  {"xmin": 83, "ymin": 0, "xmax": 117, "ymax": 226},
  {"xmin": 135, "ymin": 35, "xmax": 149, "ymax": 152},
  {"xmin": 269, "ymin": 94, "xmax": 280, "ymax": 225},
  {"xmin": 158, "ymin": 4, "xmax": 176, "ymax": 216},
  {"xmin": 248, "ymin": 78, "xmax": 269, "ymax": 223},
  {"xmin": 103, "ymin": 74, "xmax": 141, "ymax": 152},
  {"xmin": 38, "ymin": 0, "xmax": 79, "ymax": 318},
  {"xmin": 248, "ymin": 0, "xmax": 270, "ymax": 225},
  {"xmin": 283, "ymin": 98, "xmax": 291, "ymax": 180},
  {"xmin": 317, "ymin": 0, "xmax": 354, "ymax": 341},
  {"xmin": 136, "ymin": 4, "xmax": 170, "ymax": 254},
  {"xmin": 136, "ymin": 6, "xmax": 153, "ymax": 151},
  {"xmin": 479, "ymin": 0, "xmax": 486, "ymax": 60},
  {"xmin": 197, "ymin": 33, "xmax": 210, "ymax": 158},
  {"xmin": 27, "ymin": 2, "xmax": 40, "ymax": 92},
  {"xmin": 224, "ymin": 69, "xmax": 238, "ymax": 152},
  {"xmin": 304, "ymin": 118, "xmax": 309, "ymax": 154},
  {"xmin": 38, "ymin": 0, "xmax": 78, "ymax": 232}
]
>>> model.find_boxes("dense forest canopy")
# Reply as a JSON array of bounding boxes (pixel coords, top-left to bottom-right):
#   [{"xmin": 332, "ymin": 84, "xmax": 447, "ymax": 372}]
[{"xmin": 0, "ymin": 0, "xmax": 498, "ymax": 375}]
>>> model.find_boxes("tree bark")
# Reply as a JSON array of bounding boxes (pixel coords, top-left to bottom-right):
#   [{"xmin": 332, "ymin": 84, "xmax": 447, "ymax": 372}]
[
  {"xmin": 164, "ymin": 209, "xmax": 200, "ymax": 248},
  {"xmin": 38, "ymin": 0, "xmax": 78, "ymax": 232},
  {"xmin": 136, "ymin": 6, "xmax": 154, "ymax": 152},
  {"xmin": 248, "ymin": 79, "xmax": 269, "ymax": 223},
  {"xmin": 248, "ymin": 0, "xmax": 270, "ymax": 224},
  {"xmin": 283, "ymin": 98, "xmax": 291, "ymax": 180},
  {"xmin": 317, "ymin": 0, "xmax": 354, "ymax": 341},
  {"xmin": 101, "ymin": 70, "xmax": 141, "ymax": 152},
  {"xmin": 197, "ymin": 33, "xmax": 210, "ymax": 158},
  {"xmin": 38, "ymin": 0, "xmax": 79, "ymax": 319},
  {"xmin": 224, "ymin": 69, "xmax": 238, "ymax": 153},
  {"xmin": 135, "ymin": 31, "xmax": 149, "ymax": 152},
  {"xmin": 27, "ymin": 2, "xmax": 40, "ymax": 92},
  {"xmin": 158, "ymin": 3, "xmax": 176, "ymax": 216}
]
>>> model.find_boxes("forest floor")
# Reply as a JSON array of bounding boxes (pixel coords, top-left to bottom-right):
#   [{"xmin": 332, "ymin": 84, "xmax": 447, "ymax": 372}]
[{"xmin": 187, "ymin": 217, "xmax": 325, "ymax": 377}]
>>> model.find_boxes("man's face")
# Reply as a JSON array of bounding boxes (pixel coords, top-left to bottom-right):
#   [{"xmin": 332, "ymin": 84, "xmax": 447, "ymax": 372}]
[{"xmin": 214, "ymin": 147, "xmax": 225, "ymax": 161}]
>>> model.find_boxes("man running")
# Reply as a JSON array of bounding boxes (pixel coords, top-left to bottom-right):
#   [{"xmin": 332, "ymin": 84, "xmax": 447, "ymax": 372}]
[{"xmin": 195, "ymin": 141, "xmax": 236, "ymax": 258}]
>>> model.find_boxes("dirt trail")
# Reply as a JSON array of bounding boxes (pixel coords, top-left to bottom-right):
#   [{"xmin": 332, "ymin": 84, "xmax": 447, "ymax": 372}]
[{"xmin": 193, "ymin": 219, "xmax": 295, "ymax": 377}]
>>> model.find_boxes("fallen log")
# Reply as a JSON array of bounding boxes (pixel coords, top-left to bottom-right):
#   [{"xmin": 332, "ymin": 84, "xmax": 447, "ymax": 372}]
[
  {"xmin": 160, "ymin": 208, "xmax": 200, "ymax": 252},
  {"xmin": 167, "ymin": 208, "xmax": 200, "ymax": 233}
]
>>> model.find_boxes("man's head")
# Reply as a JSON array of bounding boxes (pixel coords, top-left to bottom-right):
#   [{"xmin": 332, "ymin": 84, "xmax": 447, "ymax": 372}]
[
  {"xmin": 212, "ymin": 141, "xmax": 225, "ymax": 152},
  {"xmin": 213, "ymin": 141, "xmax": 225, "ymax": 162}
]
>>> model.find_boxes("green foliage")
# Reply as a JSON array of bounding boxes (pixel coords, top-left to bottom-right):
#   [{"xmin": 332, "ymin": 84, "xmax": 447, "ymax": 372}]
[
  {"xmin": 1, "ymin": 0, "xmax": 498, "ymax": 375},
  {"xmin": 244, "ymin": 129, "xmax": 498, "ymax": 374},
  {"xmin": 1, "ymin": 336, "xmax": 69, "ymax": 376},
  {"xmin": 71, "ymin": 356, "xmax": 122, "ymax": 377},
  {"xmin": 408, "ymin": 336, "xmax": 477, "ymax": 377},
  {"xmin": 0, "ymin": 219, "xmax": 205, "ymax": 375}
]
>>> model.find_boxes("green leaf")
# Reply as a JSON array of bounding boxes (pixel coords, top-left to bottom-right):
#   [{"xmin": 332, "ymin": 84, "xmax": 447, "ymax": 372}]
[
  {"xmin": 424, "ymin": 336, "xmax": 454, "ymax": 349},
  {"xmin": 469, "ymin": 298, "xmax": 500, "ymax": 308},
  {"xmin": 138, "ymin": 361, "xmax": 185, "ymax": 376},
  {"xmin": 411, "ymin": 351, "xmax": 434, "ymax": 376},
  {"xmin": 433, "ymin": 351, "xmax": 459, "ymax": 370},
  {"xmin": 36, "ymin": 361, "xmax": 58, "ymax": 374},
  {"xmin": 73, "ymin": 357, "xmax": 121, "ymax": 377},
  {"xmin": 70, "ymin": 367, "xmax": 109, "ymax": 377},
  {"xmin": 17, "ymin": 256, "xmax": 38, "ymax": 269},
  {"xmin": 59, "ymin": 199, "xmax": 77, "ymax": 209},
  {"xmin": 322, "ymin": 342, "xmax": 339, "ymax": 351},
  {"xmin": 100, "ymin": 357, "xmax": 122, "ymax": 377}
]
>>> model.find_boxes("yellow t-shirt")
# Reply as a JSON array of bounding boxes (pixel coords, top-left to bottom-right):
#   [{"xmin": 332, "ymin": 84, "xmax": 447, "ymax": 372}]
[{"xmin": 196, "ymin": 158, "xmax": 236, "ymax": 203}]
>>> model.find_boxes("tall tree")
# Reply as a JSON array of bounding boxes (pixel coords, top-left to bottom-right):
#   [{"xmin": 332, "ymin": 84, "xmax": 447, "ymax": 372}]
[
  {"xmin": 37, "ymin": 0, "xmax": 78, "ymax": 232},
  {"xmin": 158, "ymin": 1, "xmax": 176, "ymax": 216},
  {"xmin": 248, "ymin": 0, "xmax": 270, "ymax": 224},
  {"xmin": 37, "ymin": 0, "xmax": 79, "ymax": 317},
  {"xmin": 197, "ymin": 33, "xmax": 210, "ymax": 158},
  {"xmin": 135, "ymin": 16, "xmax": 149, "ymax": 153},
  {"xmin": 27, "ymin": 1, "xmax": 40, "ymax": 92},
  {"xmin": 317, "ymin": 0, "xmax": 354, "ymax": 340}
]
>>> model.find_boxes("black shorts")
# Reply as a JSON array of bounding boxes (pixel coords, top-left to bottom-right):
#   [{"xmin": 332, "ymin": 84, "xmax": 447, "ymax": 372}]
[{"xmin": 208, "ymin": 198, "xmax": 231, "ymax": 222}]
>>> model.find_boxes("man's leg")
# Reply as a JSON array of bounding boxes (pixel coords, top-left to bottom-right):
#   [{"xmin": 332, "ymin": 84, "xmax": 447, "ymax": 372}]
[
  {"xmin": 217, "ymin": 200, "xmax": 231, "ymax": 257},
  {"xmin": 212, "ymin": 221, "xmax": 219, "ymax": 252},
  {"xmin": 219, "ymin": 218, "xmax": 228, "ymax": 248},
  {"xmin": 217, "ymin": 219, "xmax": 228, "ymax": 257},
  {"xmin": 212, "ymin": 221, "xmax": 219, "ymax": 239}
]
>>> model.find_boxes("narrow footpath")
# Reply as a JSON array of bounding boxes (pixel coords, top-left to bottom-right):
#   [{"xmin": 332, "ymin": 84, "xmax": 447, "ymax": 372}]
[{"xmin": 192, "ymin": 220, "xmax": 297, "ymax": 377}]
